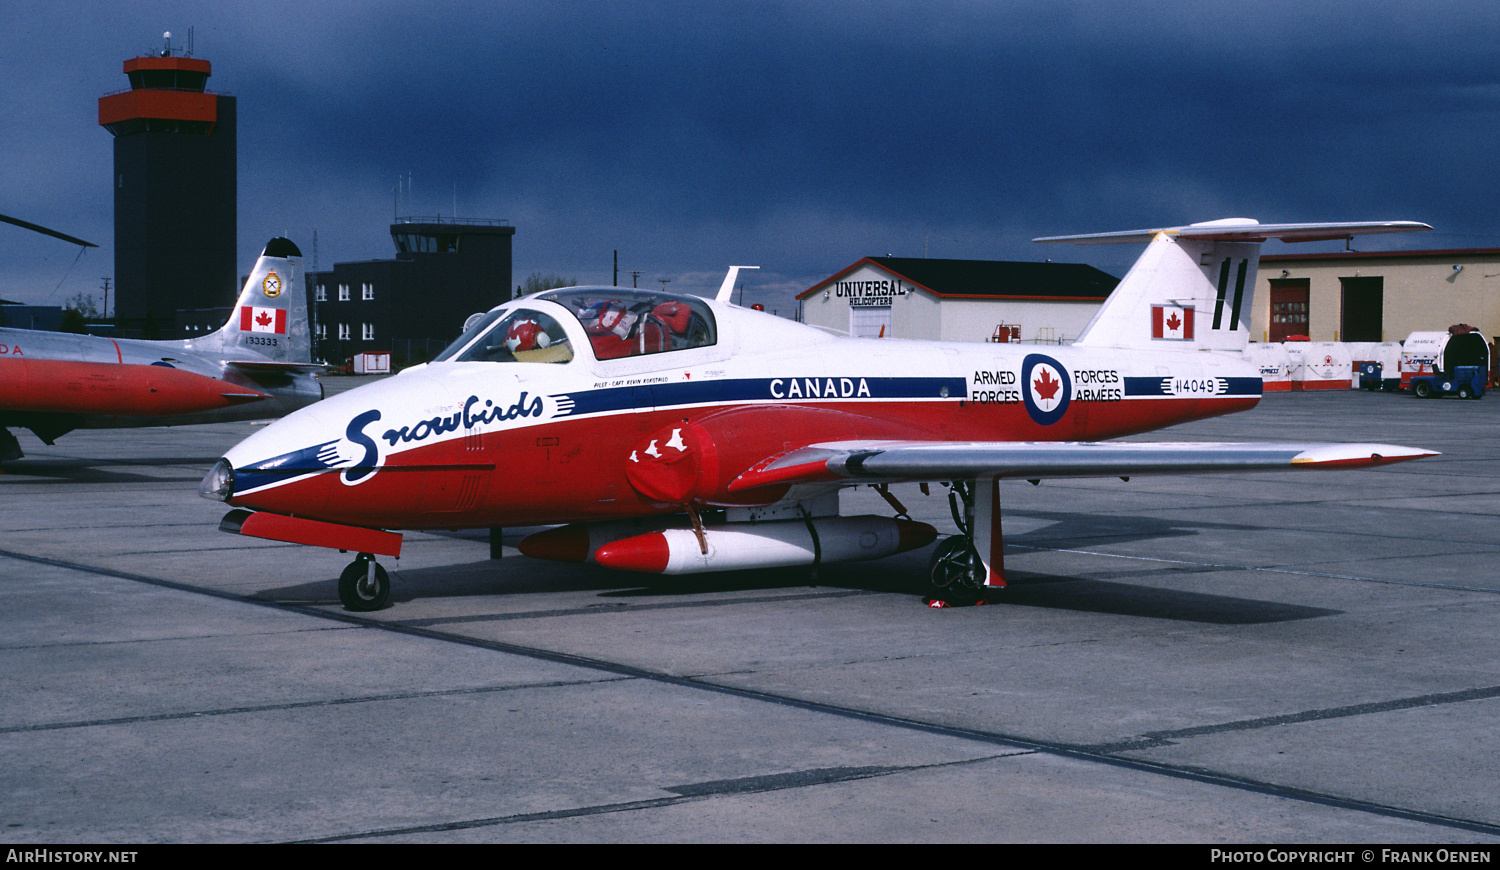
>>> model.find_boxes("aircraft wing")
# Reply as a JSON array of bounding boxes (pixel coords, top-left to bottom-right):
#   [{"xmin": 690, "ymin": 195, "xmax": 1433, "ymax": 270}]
[{"xmin": 727, "ymin": 440, "xmax": 1438, "ymax": 492}]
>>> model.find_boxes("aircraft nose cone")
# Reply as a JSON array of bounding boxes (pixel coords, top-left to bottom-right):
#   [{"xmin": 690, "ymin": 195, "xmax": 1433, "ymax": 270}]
[
  {"xmin": 518, "ymin": 525, "xmax": 592, "ymax": 562},
  {"xmin": 199, "ymin": 457, "xmax": 235, "ymax": 502}
]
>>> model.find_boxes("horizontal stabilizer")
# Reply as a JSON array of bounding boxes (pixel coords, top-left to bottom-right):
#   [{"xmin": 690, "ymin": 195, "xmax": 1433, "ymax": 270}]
[
  {"xmin": 226, "ymin": 360, "xmax": 328, "ymax": 374},
  {"xmin": 1034, "ymin": 219, "xmax": 1432, "ymax": 245}
]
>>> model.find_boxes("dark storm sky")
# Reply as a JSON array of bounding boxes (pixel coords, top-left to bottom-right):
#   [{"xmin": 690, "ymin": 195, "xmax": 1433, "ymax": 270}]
[{"xmin": 4, "ymin": 1, "xmax": 1499, "ymax": 312}]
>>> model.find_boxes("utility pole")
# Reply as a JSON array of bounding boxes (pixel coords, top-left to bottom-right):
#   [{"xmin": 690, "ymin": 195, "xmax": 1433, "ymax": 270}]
[
  {"xmin": 659, "ymin": 278, "xmax": 671, "ymax": 292},
  {"xmin": 613, "ymin": 250, "xmax": 618, "ymax": 287},
  {"xmin": 629, "ymin": 271, "xmax": 643, "ymax": 288},
  {"xmin": 100, "ymin": 277, "xmax": 111, "ymax": 318}
]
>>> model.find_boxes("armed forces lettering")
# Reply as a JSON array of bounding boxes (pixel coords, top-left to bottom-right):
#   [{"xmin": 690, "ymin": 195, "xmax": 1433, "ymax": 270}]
[
  {"xmin": 970, "ymin": 369, "xmax": 1020, "ymax": 405},
  {"xmin": 1073, "ymin": 368, "xmax": 1123, "ymax": 402}
]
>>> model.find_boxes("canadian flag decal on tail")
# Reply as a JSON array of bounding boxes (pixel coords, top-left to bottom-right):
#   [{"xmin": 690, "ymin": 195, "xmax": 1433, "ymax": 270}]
[
  {"xmin": 1151, "ymin": 305, "xmax": 1194, "ymax": 341},
  {"xmin": 240, "ymin": 306, "xmax": 287, "ymax": 335}
]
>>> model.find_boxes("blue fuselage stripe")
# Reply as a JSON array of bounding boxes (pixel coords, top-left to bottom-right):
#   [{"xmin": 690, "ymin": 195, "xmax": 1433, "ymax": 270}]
[{"xmin": 552, "ymin": 376, "xmax": 966, "ymax": 417}]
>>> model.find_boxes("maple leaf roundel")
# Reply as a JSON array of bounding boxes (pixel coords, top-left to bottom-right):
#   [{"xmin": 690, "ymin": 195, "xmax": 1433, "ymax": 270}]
[{"xmin": 1020, "ymin": 353, "xmax": 1072, "ymax": 426}]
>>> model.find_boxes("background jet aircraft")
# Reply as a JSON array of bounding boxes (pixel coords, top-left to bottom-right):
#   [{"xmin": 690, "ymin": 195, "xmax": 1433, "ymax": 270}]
[
  {"xmin": 201, "ymin": 219, "xmax": 1436, "ymax": 611},
  {"xmin": 1, "ymin": 237, "xmax": 321, "ymax": 461}
]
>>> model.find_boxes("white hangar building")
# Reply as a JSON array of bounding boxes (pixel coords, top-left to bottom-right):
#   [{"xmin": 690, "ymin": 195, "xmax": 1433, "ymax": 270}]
[{"xmin": 796, "ymin": 257, "xmax": 1118, "ymax": 343}]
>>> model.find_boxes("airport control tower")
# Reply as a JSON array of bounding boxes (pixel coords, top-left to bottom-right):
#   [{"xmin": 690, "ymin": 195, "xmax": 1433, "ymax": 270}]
[{"xmin": 99, "ymin": 33, "xmax": 236, "ymax": 336}]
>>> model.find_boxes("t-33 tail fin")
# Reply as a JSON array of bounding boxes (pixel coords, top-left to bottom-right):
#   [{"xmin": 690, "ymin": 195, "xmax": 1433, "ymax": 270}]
[{"xmin": 187, "ymin": 237, "xmax": 311, "ymax": 363}]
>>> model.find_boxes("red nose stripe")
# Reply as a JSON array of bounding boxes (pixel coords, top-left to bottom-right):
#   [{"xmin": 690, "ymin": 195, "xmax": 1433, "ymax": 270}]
[{"xmin": 592, "ymin": 532, "xmax": 672, "ymax": 574}]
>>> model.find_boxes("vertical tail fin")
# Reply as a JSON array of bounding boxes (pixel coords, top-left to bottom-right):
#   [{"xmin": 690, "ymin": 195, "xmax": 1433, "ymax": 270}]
[
  {"xmin": 187, "ymin": 238, "xmax": 311, "ymax": 363},
  {"xmin": 715, "ymin": 265, "xmax": 760, "ymax": 303},
  {"xmin": 1035, "ymin": 220, "xmax": 1431, "ymax": 352},
  {"xmin": 1066, "ymin": 228, "xmax": 1263, "ymax": 352}
]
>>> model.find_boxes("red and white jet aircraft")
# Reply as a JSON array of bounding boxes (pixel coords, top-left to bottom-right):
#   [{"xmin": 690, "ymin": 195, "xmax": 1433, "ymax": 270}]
[
  {"xmin": 1, "ymin": 238, "xmax": 321, "ymax": 461},
  {"xmin": 202, "ymin": 219, "xmax": 1437, "ymax": 611}
]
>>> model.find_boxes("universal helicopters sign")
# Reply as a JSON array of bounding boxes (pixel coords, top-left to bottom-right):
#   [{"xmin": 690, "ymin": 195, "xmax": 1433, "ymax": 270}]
[{"xmin": 831, "ymin": 275, "xmax": 910, "ymax": 308}]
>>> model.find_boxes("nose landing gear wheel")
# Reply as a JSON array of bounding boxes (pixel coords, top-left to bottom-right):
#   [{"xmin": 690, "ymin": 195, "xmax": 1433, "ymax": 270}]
[
  {"xmin": 338, "ymin": 555, "xmax": 391, "ymax": 611},
  {"xmin": 928, "ymin": 535, "xmax": 986, "ymax": 606}
]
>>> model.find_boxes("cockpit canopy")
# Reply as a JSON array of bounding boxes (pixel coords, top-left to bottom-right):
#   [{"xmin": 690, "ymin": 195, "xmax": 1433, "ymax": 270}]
[
  {"xmin": 435, "ymin": 308, "xmax": 575, "ymax": 363},
  {"xmin": 434, "ymin": 288, "xmax": 717, "ymax": 364},
  {"xmin": 537, "ymin": 288, "xmax": 716, "ymax": 360}
]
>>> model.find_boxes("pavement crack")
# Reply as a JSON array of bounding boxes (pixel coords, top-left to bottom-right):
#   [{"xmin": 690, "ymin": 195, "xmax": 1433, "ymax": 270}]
[
  {"xmin": 0, "ymin": 676, "xmax": 635, "ymax": 735},
  {"xmin": 1085, "ymin": 685, "xmax": 1500, "ymax": 753},
  {"xmin": 288, "ymin": 753, "xmax": 1024, "ymax": 843},
  {"xmin": 0, "ymin": 623, "xmax": 353, "ymax": 652},
  {"xmin": 390, "ymin": 589, "xmax": 876, "ymax": 627}
]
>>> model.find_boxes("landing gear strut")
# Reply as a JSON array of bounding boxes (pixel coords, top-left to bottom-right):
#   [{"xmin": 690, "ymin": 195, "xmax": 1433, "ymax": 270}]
[{"xmin": 338, "ymin": 553, "xmax": 391, "ymax": 611}]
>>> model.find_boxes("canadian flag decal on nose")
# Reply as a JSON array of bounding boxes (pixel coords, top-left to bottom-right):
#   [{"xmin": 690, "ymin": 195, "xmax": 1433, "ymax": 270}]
[
  {"xmin": 1151, "ymin": 305, "xmax": 1194, "ymax": 340},
  {"xmin": 240, "ymin": 306, "xmax": 288, "ymax": 335}
]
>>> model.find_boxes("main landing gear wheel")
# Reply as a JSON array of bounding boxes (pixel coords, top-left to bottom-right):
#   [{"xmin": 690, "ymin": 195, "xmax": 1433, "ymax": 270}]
[
  {"xmin": 928, "ymin": 535, "xmax": 986, "ymax": 606},
  {"xmin": 338, "ymin": 555, "xmax": 391, "ymax": 612}
]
